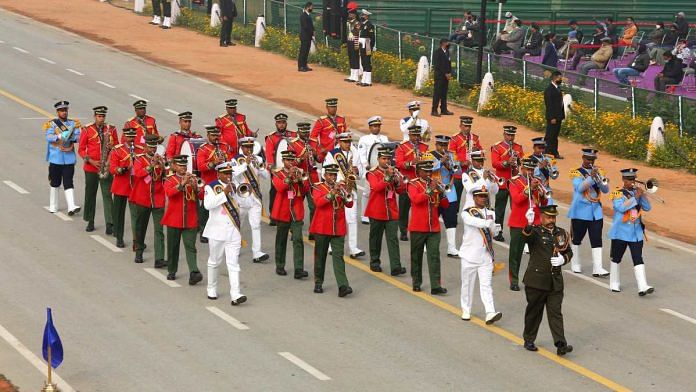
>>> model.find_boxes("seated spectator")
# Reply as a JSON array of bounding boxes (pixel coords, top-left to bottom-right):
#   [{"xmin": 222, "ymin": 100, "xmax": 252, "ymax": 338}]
[
  {"xmin": 570, "ymin": 25, "xmax": 606, "ymax": 70},
  {"xmin": 502, "ymin": 12, "xmax": 519, "ymax": 34},
  {"xmin": 492, "ymin": 19, "xmax": 524, "ymax": 54},
  {"xmin": 612, "ymin": 44, "xmax": 650, "ymax": 86},
  {"xmin": 542, "ymin": 33, "xmax": 559, "ymax": 69},
  {"xmin": 514, "ymin": 23, "xmax": 543, "ymax": 59},
  {"xmin": 641, "ymin": 22, "xmax": 665, "ymax": 50},
  {"xmin": 651, "ymin": 24, "xmax": 680, "ymax": 65},
  {"xmin": 558, "ymin": 30, "xmax": 579, "ymax": 59},
  {"xmin": 674, "ymin": 12, "xmax": 689, "ymax": 40},
  {"xmin": 620, "ymin": 17, "xmax": 638, "ymax": 46},
  {"xmin": 673, "ymin": 39, "xmax": 691, "ymax": 63},
  {"xmin": 577, "ymin": 37, "xmax": 613, "ymax": 84},
  {"xmin": 568, "ymin": 20, "xmax": 584, "ymax": 43},
  {"xmin": 449, "ymin": 11, "xmax": 479, "ymax": 45},
  {"xmin": 654, "ymin": 51, "xmax": 684, "ymax": 92},
  {"xmin": 594, "ymin": 17, "xmax": 617, "ymax": 42}
]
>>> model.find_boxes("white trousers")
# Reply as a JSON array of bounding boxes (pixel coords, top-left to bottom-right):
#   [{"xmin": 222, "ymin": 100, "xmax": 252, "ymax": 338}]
[
  {"xmin": 460, "ymin": 259, "xmax": 496, "ymax": 314},
  {"xmin": 207, "ymin": 236, "xmax": 243, "ymax": 300},
  {"xmin": 345, "ymin": 190, "xmax": 362, "ymax": 254},
  {"xmin": 239, "ymin": 201, "xmax": 264, "ymax": 258},
  {"xmin": 360, "ymin": 184, "xmax": 370, "ymax": 222}
]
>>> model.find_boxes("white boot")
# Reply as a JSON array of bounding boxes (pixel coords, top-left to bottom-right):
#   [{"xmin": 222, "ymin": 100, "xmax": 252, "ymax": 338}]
[
  {"xmin": 570, "ymin": 244, "xmax": 582, "ymax": 273},
  {"xmin": 48, "ymin": 187, "xmax": 59, "ymax": 213},
  {"xmin": 352, "ymin": 69, "xmax": 360, "ymax": 81},
  {"xmin": 162, "ymin": 16, "xmax": 171, "ymax": 29},
  {"xmin": 228, "ymin": 264, "xmax": 243, "ymax": 301},
  {"xmin": 64, "ymin": 188, "xmax": 81, "ymax": 216},
  {"xmin": 446, "ymin": 228, "xmax": 458, "ymax": 257},
  {"xmin": 633, "ymin": 264, "xmax": 654, "ymax": 296},
  {"xmin": 361, "ymin": 71, "xmax": 372, "ymax": 86},
  {"xmin": 591, "ymin": 247, "xmax": 609, "ymax": 277},
  {"xmin": 151, "ymin": 15, "xmax": 161, "ymax": 25},
  {"xmin": 609, "ymin": 262, "xmax": 621, "ymax": 292},
  {"xmin": 207, "ymin": 264, "xmax": 218, "ymax": 299}
]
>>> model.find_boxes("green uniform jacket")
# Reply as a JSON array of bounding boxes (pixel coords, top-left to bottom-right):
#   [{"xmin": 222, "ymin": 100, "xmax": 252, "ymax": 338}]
[{"xmin": 522, "ymin": 225, "xmax": 573, "ymax": 292}]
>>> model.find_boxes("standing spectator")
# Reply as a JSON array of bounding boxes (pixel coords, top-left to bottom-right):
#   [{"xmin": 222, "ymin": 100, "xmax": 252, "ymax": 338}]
[
  {"xmin": 544, "ymin": 71, "xmax": 565, "ymax": 159},
  {"xmin": 514, "ymin": 23, "xmax": 543, "ymax": 59},
  {"xmin": 150, "ymin": 0, "xmax": 172, "ymax": 29},
  {"xmin": 298, "ymin": 2, "xmax": 315, "ymax": 72},
  {"xmin": 654, "ymin": 51, "xmax": 684, "ymax": 92},
  {"xmin": 577, "ymin": 37, "xmax": 613, "ymax": 85},
  {"xmin": 642, "ymin": 22, "xmax": 665, "ymax": 50},
  {"xmin": 431, "ymin": 38, "xmax": 453, "ymax": 117},
  {"xmin": 568, "ymin": 20, "xmax": 584, "ymax": 43},
  {"xmin": 613, "ymin": 44, "xmax": 649, "ymax": 86},
  {"xmin": 620, "ymin": 17, "xmax": 638, "ymax": 46},
  {"xmin": 674, "ymin": 12, "xmax": 689, "ymax": 39},
  {"xmin": 542, "ymin": 33, "xmax": 559, "ymax": 70},
  {"xmin": 604, "ymin": 17, "xmax": 617, "ymax": 42},
  {"xmin": 219, "ymin": 0, "xmax": 237, "ymax": 47},
  {"xmin": 357, "ymin": 9, "xmax": 375, "ymax": 87},
  {"xmin": 492, "ymin": 19, "xmax": 524, "ymax": 54}
]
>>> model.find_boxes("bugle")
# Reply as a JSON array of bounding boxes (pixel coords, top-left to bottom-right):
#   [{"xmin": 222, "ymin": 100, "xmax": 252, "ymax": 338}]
[{"xmin": 634, "ymin": 178, "xmax": 664, "ymax": 203}]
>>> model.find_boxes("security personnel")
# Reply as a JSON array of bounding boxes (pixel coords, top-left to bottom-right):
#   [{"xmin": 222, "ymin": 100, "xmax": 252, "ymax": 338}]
[
  {"xmin": 271, "ymin": 150, "xmax": 310, "ymax": 279},
  {"xmin": 310, "ymin": 98, "xmax": 346, "ymax": 162},
  {"xmin": 264, "ymin": 113, "xmax": 297, "ymax": 224},
  {"xmin": 165, "ymin": 111, "xmax": 202, "ymax": 160},
  {"xmin": 203, "ymin": 161, "xmax": 248, "ymax": 306},
  {"xmin": 130, "ymin": 134, "xmax": 167, "ymax": 267},
  {"xmin": 109, "ymin": 128, "xmax": 143, "ymax": 248},
  {"xmin": 568, "ymin": 148, "xmax": 610, "ymax": 277},
  {"xmin": 309, "ymin": 164, "xmax": 354, "ymax": 297},
  {"xmin": 461, "ymin": 150, "xmax": 499, "ymax": 209},
  {"xmin": 78, "ymin": 105, "xmax": 118, "ymax": 234},
  {"xmin": 528, "ymin": 137, "xmax": 558, "ymax": 204},
  {"xmin": 357, "ymin": 9, "xmax": 375, "ymax": 86},
  {"xmin": 150, "ymin": 0, "xmax": 172, "ymax": 28},
  {"xmin": 215, "ymin": 99, "xmax": 253, "ymax": 154},
  {"xmin": 521, "ymin": 204, "xmax": 574, "ymax": 356},
  {"xmin": 431, "ymin": 135, "xmax": 462, "ymax": 258},
  {"xmin": 44, "ymin": 100, "xmax": 81, "ymax": 215},
  {"xmin": 408, "ymin": 157, "xmax": 449, "ymax": 295},
  {"xmin": 122, "ymin": 100, "xmax": 159, "ymax": 147},
  {"xmin": 394, "ymin": 125, "xmax": 428, "ymax": 241},
  {"xmin": 357, "ymin": 116, "xmax": 389, "ymax": 224},
  {"xmin": 608, "ymin": 168, "xmax": 654, "ymax": 296},
  {"xmin": 449, "ymin": 115, "xmax": 482, "ymax": 203},
  {"xmin": 399, "ymin": 101, "xmax": 430, "ymax": 142},
  {"xmin": 344, "ymin": 8, "xmax": 361, "ymax": 83},
  {"xmin": 365, "ymin": 147, "xmax": 407, "ymax": 276},
  {"xmin": 162, "ymin": 155, "xmax": 204, "ymax": 284},
  {"xmin": 490, "ymin": 125, "xmax": 524, "ymax": 241},
  {"xmin": 197, "ymin": 125, "xmax": 233, "ymax": 242},
  {"xmin": 287, "ymin": 122, "xmax": 319, "ymax": 230}
]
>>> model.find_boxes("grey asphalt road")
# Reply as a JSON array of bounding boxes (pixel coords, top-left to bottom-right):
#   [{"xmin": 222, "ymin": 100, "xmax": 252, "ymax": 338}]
[{"xmin": 1, "ymin": 8, "xmax": 696, "ymax": 392}]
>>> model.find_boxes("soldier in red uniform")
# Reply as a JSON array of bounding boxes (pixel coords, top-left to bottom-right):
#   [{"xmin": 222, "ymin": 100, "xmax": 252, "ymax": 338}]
[
  {"xmin": 448, "ymin": 116, "xmax": 482, "ymax": 204},
  {"xmin": 122, "ymin": 100, "xmax": 160, "ymax": 146},
  {"xmin": 264, "ymin": 113, "xmax": 297, "ymax": 225},
  {"xmin": 196, "ymin": 125, "xmax": 233, "ymax": 242},
  {"xmin": 407, "ymin": 158, "xmax": 449, "ymax": 295},
  {"xmin": 365, "ymin": 147, "xmax": 407, "ymax": 276},
  {"xmin": 215, "ymin": 99, "xmax": 253, "ymax": 153},
  {"xmin": 491, "ymin": 125, "xmax": 524, "ymax": 242},
  {"xmin": 309, "ymin": 163, "xmax": 354, "ymax": 297},
  {"xmin": 109, "ymin": 128, "xmax": 143, "ymax": 248},
  {"xmin": 287, "ymin": 121, "xmax": 320, "ymax": 232},
  {"xmin": 130, "ymin": 134, "xmax": 167, "ymax": 267},
  {"xmin": 310, "ymin": 98, "xmax": 346, "ymax": 162},
  {"xmin": 508, "ymin": 157, "xmax": 548, "ymax": 291},
  {"xmin": 165, "ymin": 111, "xmax": 203, "ymax": 160},
  {"xmin": 394, "ymin": 125, "xmax": 428, "ymax": 241},
  {"xmin": 271, "ymin": 150, "xmax": 310, "ymax": 279},
  {"xmin": 162, "ymin": 155, "xmax": 204, "ymax": 284},
  {"xmin": 78, "ymin": 106, "xmax": 118, "ymax": 234}
]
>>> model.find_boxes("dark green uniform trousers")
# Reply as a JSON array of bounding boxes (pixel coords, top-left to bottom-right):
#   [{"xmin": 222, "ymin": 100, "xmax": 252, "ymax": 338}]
[
  {"xmin": 166, "ymin": 227, "xmax": 199, "ymax": 274},
  {"xmin": 494, "ymin": 189, "xmax": 510, "ymax": 226},
  {"xmin": 508, "ymin": 227, "xmax": 525, "ymax": 284},
  {"xmin": 313, "ymin": 234, "xmax": 348, "ymax": 287},
  {"xmin": 523, "ymin": 286, "xmax": 566, "ymax": 346},
  {"xmin": 410, "ymin": 231, "xmax": 443, "ymax": 289},
  {"xmin": 198, "ymin": 201, "xmax": 208, "ymax": 234},
  {"xmin": 306, "ymin": 195, "xmax": 316, "ymax": 224},
  {"xmin": 369, "ymin": 218, "xmax": 401, "ymax": 271},
  {"xmin": 275, "ymin": 220, "xmax": 304, "ymax": 271},
  {"xmin": 398, "ymin": 193, "xmax": 411, "ymax": 236},
  {"xmin": 112, "ymin": 194, "xmax": 129, "ymax": 243},
  {"xmin": 83, "ymin": 172, "xmax": 113, "ymax": 226},
  {"xmin": 131, "ymin": 203, "xmax": 165, "ymax": 260}
]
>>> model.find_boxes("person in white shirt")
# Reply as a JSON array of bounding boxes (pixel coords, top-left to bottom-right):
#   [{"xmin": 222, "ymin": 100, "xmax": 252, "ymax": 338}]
[
  {"xmin": 357, "ymin": 116, "xmax": 390, "ymax": 224},
  {"xmin": 399, "ymin": 101, "xmax": 430, "ymax": 142},
  {"xmin": 459, "ymin": 186, "xmax": 502, "ymax": 324},
  {"xmin": 461, "ymin": 150, "xmax": 500, "ymax": 209}
]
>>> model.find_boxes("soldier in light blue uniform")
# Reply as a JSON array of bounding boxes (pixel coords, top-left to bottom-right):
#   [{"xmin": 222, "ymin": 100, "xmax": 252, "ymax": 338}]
[
  {"xmin": 567, "ymin": 148, "xmax": 610, "ymax": 277},
  {"xmin": 528, "ymin": 137, "xmax": 558, "ymax": 204},
  {"xmin": 44, "ymin": 101, "xmax": 81, "ymax": 215},
  {"xmin": 608, "ymin": 168, "xmax": 654, "ymax": 296},
  {"xmin": 431, "ymin": 135, "xmax": 462, "ymax": 258}
]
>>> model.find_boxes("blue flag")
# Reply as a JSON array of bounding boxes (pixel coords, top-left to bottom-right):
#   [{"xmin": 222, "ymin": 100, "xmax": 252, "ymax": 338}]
[{"xmin": 42, "ymin": 308, "xmax": 63, "ymax": 369}]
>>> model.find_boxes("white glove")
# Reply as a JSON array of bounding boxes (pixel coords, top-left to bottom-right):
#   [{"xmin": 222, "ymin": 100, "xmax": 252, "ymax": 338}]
[
  {"xmin": 487, "ymin": 220, "xmax": 497, "ymax": 233},
  {"xmin": 525, "ymin": 208, "xmax": 535, "ymax": 225},
  {"xmin": 412, "ymin": 110, "xmax": 420, "ymax": 119},
  {"xmin": 494, "ymin": 223, "xmax": 502, "ymax": 236},
  {"xmin": 550, "ymin": 255, "xmax": 565, "ymax": 267}
]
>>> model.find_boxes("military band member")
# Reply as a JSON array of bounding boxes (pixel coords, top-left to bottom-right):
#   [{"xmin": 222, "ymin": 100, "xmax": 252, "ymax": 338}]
[
  {"xmin": 44, "ymin": 100, "xmax": 81, "ymax": 215},
  {"xmin": 203, "ymin": 161, "xmax": 248, "ymax": 305},
  {"xmin": 395, "ymin": 125, "xmax": 428, "ymax": 241},
  {"xmin": 287, "ymin": 122, "xmax": 320, "ymax": 230},
  {"xmin": 431, "ymin": 135, "xmax": 462, "ymax": 258},
  {"xmin": 491, "ymin": 125, "xmax": 524, "ymax": 242},
  {"xmin": 196, "ymin": 125, "xmax": 233, "ymax": 242},
  {"xmin": 399, "ymin": 101, "xmax": 430, "ymax": 142},
  {"xmin": 344, "ymin": 8, "xmax": 361, "ymax": 83},
  {"xmin": 78, "ymin": 105, "xmax": 118, "ymax": 233},
  {"xmin": 449, "ymin": 116, "xmax": 482, "ymax": 203},
  {"xmin": 608, "ymin": 169, "xmax": 654, "ymax": 296},
  {"xmin": 568, "ymin": 148, "xmax": 610, "ymax": 277},
  {"xmin": 271, "ymin": 150, "xmax": 310, "ymax": 278},
  {"xmin": 459, "ymin": 187, "xmax": 502, "ymax": 324},
  {"xmin": 522, "ymin": 204, "xmax": 574, "ymax": 356},
  {"xmin": 357, "ymin": 115, "xmax": 389, "ymax": 224},
  {"xmin": 122, "ymin": 100, "xmax": 159, "ymax": 147},
  {"xmin": 109, "ymin": 128, "xmax": 143, "ymax": 248},
  {"xmin": 365, "ymin": 148, "xmax": 407, "ymax": 275},
  {"xmin": 461, "ymin": 151, "xmax": 499, "ymax": 209},
  {"xmin": 215, "ymin": 99, "xmax": 253, "ymax": 154},
  {"xmin": 357, "ymin": 9, "xmax": 375, "ymax": 86},
  {"xmin": 310, "ymin": 98, "xmax": 346, "ymax": 162},
  {"xmin": 408, "ymin": 158, "xmax": 449, "ymax": 295},
  {"xmin": 528, "ymin": 137, "xmax": 558, "ymax": 204},
  {"xmin": 264, "ymin": 113, "xmax": 297, "ymax": 224},
  {"xmin": 130, "ymin": 134, "xmax": 167, "ymax": 267},
  {"xmin": 162, "ymin": 155, "xmax": 204, "ymax": 284},
  {"xmin": 233, "ymin": 137, "xmax": 270, "ymax": 263},
  {"xmin": 309, "ymin": 164, "xmax": 354, "ymax": 297},
  {"xmin": 165, "ymin": 111, "xmax": 202, "ymax": 160}
]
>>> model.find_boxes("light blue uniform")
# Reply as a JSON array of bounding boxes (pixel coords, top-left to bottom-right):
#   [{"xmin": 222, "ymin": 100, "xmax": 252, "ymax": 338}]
[
  {"xmin": 44, "ymin": 118, "xmax": 81, "ymax": 164},
  {"xmin": 432, "ymin": 152, "xmax": 461, "ymax": 202},
  {"xmin": 530, "ymin": 153, "xmax": 555, "ymax": 204},
  {"xmin": 567, "ymin": 167, "xmax": 609, "ymax": 221},
  {"xmin": 608, "ymin": 188, "xmax": 651, "ymax": 242}
]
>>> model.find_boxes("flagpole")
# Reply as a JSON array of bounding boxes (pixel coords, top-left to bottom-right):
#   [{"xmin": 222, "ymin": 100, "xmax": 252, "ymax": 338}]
[
  {"xmin": 42, "ymin": 346, "xmax": 59, "ymax": 392},
  {"xmin": 47, "ymin": 346, "xmax": 52, "ymax": 385}
]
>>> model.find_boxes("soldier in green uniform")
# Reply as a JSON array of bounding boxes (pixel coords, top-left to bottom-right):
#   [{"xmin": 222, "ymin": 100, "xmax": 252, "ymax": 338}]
[{"xmin": 521, "ymin": 204, "xmax": 574, "ymax": 356}]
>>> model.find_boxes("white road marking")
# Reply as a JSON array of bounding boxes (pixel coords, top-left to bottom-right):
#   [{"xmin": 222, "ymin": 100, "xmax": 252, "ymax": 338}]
[
  {"xmin": 3, "ymin": 180, "xmax": 29, "ymax": 194},
  {"xmin": 206, "ymin": 306, "xmax": 250, "ymax": 330},
  {"xmin": 12, "ymin": 46, "xmax": 29, "ymax": 53},
  {"xmin": 96, "ymin": 80, "xmax": 116, "ymax": 89},
  {"xmin": 493, "ymin": 240, "xmax": 510, "ymax": 249},
  {"xmin": 278, "ymin": 352, "xmax": 331, "ymax": 381},
  {"xmin": 222, "ymin": 87, "xmax": 234, "ymax": 92},
  {"xmin": 129, "ymin": 94, "xmax": 148, "ymax": 101},
  {"xmin": 39, "ymin": 57, "xmax": 56, "ymax": 64},
  {"xmin": 90, "ymin": 234, "xmax": 123, "ymax": 253},
  {"xmin": 65, "ymin": 68, "xmax": 84, "ymax": 76},
  {"xmin": 660, "ymin": 308, "xmax": 696, "ymax": 325},
  {"xmin": 0, "ymin": 40, "xmax": 5, "ymax": 43},
  {"xmin": 653, "ymin": 238, "xmax": 696, "ymax": 256},
  {"xmin": 0, "ymin": 323, "xmax": 76, "ymax": 392},
  {"xmin": 164, "ymin": 108, "xmax": 179, "ymax": 115},
  {"xmin": 143, "ymin": 268, "xmax": 181, "ymax": 287},
  {"xmin": 193, "ymin": 76, "xmax": 213, "ymax": 84},
  {"xmin": 43, "ymin": 206, "xmax": 73, "ymax": 221},
  {"xmin": 563, "ymin": 270, "xmax": 611, "ymax": 289}
]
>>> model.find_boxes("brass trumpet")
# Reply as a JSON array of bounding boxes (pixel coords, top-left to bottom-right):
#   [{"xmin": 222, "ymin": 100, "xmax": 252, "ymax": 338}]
[
  {"xmin": 634, "ymin": 178, "xmax": 664, "ymax": 203},
  {"xmin": 289, "ymin": 166, "xmax": 309, "ymax": 182},
  {"xmin": 236, "ymin": 183, "xmax": 252, "ymax": 198},
  {"xmin": 385, "ymin": 165, "xmax": 407, "ymax": 185},
  {"xmin": 484, "ymin": 169, "xmax": 506, "ymax": 186}
]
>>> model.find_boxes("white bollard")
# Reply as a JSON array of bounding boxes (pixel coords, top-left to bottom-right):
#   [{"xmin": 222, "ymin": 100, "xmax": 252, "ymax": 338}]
[
  {"xmin": 170, "ymin": 0, "xmax": 181, "ymax": 25},
  {"xmin": 477, "ymin": 72, "xmax": 494, "ymax": 112},
  {"xmin": 563, "ymin": 93, "xmax": 573, "ymax": 118},
  {"xmin": 415, "ymin": 56, "xmax": 429, "ymax": 90},
  {"xmin": 210, "ymin": 3, "xmax": 221, "ymax": 27},
  {"xmin": 255, "ymin": 15, "xmax": 266, "ymax": 47},
  {"xmin": 134, "ymin": 0, "xmax": 144, "ymax": 13},
  {"xmin": 647, "ymin": 117, "xmax": 665, "ymax": 161}
]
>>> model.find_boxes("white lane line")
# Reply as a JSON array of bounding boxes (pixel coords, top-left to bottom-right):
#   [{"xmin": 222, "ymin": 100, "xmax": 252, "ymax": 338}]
[
  {"xmin": 3, "ymin": 180, "xmax": 29, "ymax": 194},
  {"xmin": 143, "ymin": 268, "xmax": 181, "ymax": 288},
  {"xmin": 206, "ymin": 306, "xmax": 250, "ymax": 330},
  {"xmin": 493, "ymin": 240, "xmax": 510, "ymax": 250},
  {"xmin": 0, "ymin": 323, "xmax": 76, "ymax": 392},
  {"xmin": 43, "ymin": 206, "xmax": 73, "ymax": 221},
  {"xmin": 164, "ymin": 108, "xmax": 179, "ymax": 115},
  {"xmin": 193, "ymin": 76, "xmax": 213, "ymax": 84},
  {"xmin": 39, "ymin": 57, "xmax": 56, "ymax": 64},
  {"xmin": 96, "ymin": 80, "xmax": 116, "ymax": 89},
  {"xmin": 563, "ymin": 270, "xmax": 611, "ymax": 290},
  {"xmin": 278, "ymin": 352, "xmax": 331, "ymax": 381},
  {"xmin": 660, "ymin": 308, "xmax": 696, "ymax": 325},
  {"xmin": 129, "ymin": 94, "xmax": 148, "ymax": 101},
  {"xmin": 0, "ymin": 40, "xmax": 5, "ymax": 44},
  {"xmin": 90, "ymin": 235, "xmax": 123, "ymax": 253},
  {"xmin": 653, "ymin": 238, "xmax": 696, "ymax": 256},
  {"xmin": 12, "ymin": 46, "xmax": 29, "ymax": 54},
  {"xmin": 65, "ymin": 68, "xmax": 84, "ymax": 76}
]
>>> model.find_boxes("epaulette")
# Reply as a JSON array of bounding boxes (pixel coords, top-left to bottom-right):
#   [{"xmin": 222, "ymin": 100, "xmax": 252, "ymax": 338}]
[
  {"xmin": 319, "ymin": 115, "xmax": 328, "ymax": 120},
  {"xmin": 569, "ymin": 169, "xmax": 582, "ymax": 179},
  {"xmin": 217, "ymin": 113, "xmax": 227, "ymax": 119},
  {"xmin": 42, "ymin": 121, "xmax": 53, "ymax": 131},
  {"xmin": 135, "ymin": 153, "xmax": 147, "ymax": 158},
  {"xmin": 510, "ymin": 175, "xmax": 520, "ymax": 181},
  {"xmin": 72, "ymin": 119, "xmax": 82, "ymax": 128},
  {"xmin": 288, "ymin": 136, "xmax": 301, "ymax": 143},
  {"xmin": 399, "ymin": 140, "xmax": 410, "ymax": 145},
  {"xmin": 610, "ymin": 187, "xmax": 624, "ymax": 200},
  {"xmin": 127, "ymin": 116, "xmax": 136, "ymax": 122},
  {"xmin": 369, "ymin": 166, "xmax": 381, "ymax": 173},
  {"xmin": 113, "ymin": 143, "xmax": 124, "ymax": 149},
  {"xmin": 272, "ymin": 167, "xmax": 284, "ymax": 174}
]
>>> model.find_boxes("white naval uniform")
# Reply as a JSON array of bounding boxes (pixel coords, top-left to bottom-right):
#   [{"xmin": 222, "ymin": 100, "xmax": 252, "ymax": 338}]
[
  {"xmin": 461, "ymin": 167, "xmax": 500, "ymax": 209},
  {"xmin": 324, "ymin": 145, "xmax": 364, "ymax": 255},
  {"xmin": 357, "ymin": 133, "xmax": 389, "ymax": 223},
  {"xmin": 399, "ymin": 115, "xmax": 430, "ymax": 141},
  {"xmin": 203, "ymin": 181, "xmax": 245, "ymax": 301},
  {"xmin": 459, "ymin": 207, "xmax": 498, "ymax": 316},
  {"xmin": 232, "ymin": 155, "xmax": 269, "ymax": 260}
]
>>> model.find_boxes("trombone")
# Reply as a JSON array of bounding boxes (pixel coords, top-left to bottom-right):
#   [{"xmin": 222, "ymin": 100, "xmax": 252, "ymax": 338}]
[{"xmin": 634, "ymin": 178, "xmax": 665, "ymax": 203}]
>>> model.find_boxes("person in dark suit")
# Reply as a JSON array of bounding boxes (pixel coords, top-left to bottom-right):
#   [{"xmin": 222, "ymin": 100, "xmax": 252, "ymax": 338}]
[
  {"xmin": 219, "ymin": 0, "xmax": 237, "ymax": 47},
  {"xmin": 298, "ymin": 2, "xmax": 315, "ymax": 72},
  {"xmin": 544, "ymin": 71, "xmax": 565, "ymax": 159},
  {"xmin": 431, "ymin": 38, "xmax": 454, "ymax": 117},
  {"xmin": 541, "ymin": 33, "xmax": 559, "ymax": 69}
]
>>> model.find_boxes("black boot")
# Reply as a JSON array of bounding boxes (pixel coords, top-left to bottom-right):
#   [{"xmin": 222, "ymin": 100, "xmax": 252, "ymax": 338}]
[
  {"xmin": 338, "ymin": 285, "xmax": 353, "ymax": 297},
  {"xmin": 276, "ymin": 267, "xmax": 287, "ymax": 276},
  {"xmin": 391, "ymin": 266, "xmax": 407, "ymax": 276},
  {"xmin": 85, "ymin": 222, "xmax": 95, "ymax": 232},
  {"xmin": 105, "ymin": 223, "xmax": 113, "ymax": 235},
  {"xmin": 134, "ymin": 255, "xmax": 144, "ymax": 263},
  {"xmin": 154, "ymin": 259, "xmax": 168, "ymax": 269},
  {"xmin": 313, "ymin": 284, "xmax": 323, "ymax": 293},
  {"xmin": 189, "ymin": 271, "xmax": 203, "ymax": 285},
  {"xmin": 294, "ymin": 269, "xmax": 309, "ymax": 279}
]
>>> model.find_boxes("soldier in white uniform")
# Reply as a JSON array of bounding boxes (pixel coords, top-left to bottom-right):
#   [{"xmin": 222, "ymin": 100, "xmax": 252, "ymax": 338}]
[
  {"xmin": 203, "ymin": 161, "xmax": 248, "ymax": 306},
  {"xmin": 233, "ymin": 137, "xmax": 270, "ymax": 263},
  {"xmin": 399, "ymin": 101, "xmax": 430, "ymax": 142},
  {"xmin": 357, "ymin": 116, "xmax": 389, "ymax": 224},
  {"xmin": 461, "ymin": 150, "xmax": 500, "ymax": 209},
  {"xmin": 459, "ymin": 186, "xmax": 503, "ymax": 324}
]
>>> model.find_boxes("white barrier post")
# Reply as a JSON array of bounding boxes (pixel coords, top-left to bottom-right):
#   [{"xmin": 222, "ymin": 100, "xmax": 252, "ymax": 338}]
[
  {"xmin": 477, "ymin": 72, "xmax": 495, "ymax": 112},
  {"xmin": 647, "ymin": 117, "xmax": 665, "ymax": 161},
  {"xmin": 415, "ymin": 56, "xmax": 429, "ymax": 90},
  {"xmin": 134, "ymin": 0, "xmax": 144, "ymax": 13},
  {"xmin": 170, "ymin": 0, "xmax": 181, "ymax": 25},
  {"xmin": 255, "ymin": 15, "xmax": 266, "ymax": 47},
  {"xmin": 211, "ymin": 3, "xmax": 221, "ymax": 28}
]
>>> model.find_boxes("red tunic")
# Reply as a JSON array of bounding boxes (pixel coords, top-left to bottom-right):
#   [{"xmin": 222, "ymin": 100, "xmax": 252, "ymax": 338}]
[
  {"xmin": 287, "ymin": 137, "xmax": 320, "ymax": 183},
  {"xmin": 264, "ymin": 130, "xmax": 297, "ymax": 167},
  {"xmin": 309, "ymin": 182, "xmax": 353, "ymax": 236},
  {"xmin": 365, "ymin": 168, "xmax": 405, "ymax": 221},
  {"xmin": 407, "ymin": 178, "xmax": 450, "ymax": 233},
  {"xmin": 490, "ymin": 141, "xmax": 524, "ymax": 190},
  {"xmin": 165, "ymin": 131, "xmax": 203, "ymax": 160},
  {"xmin": 122, "ymin": 115, "xmax": 159, "ymax": 146},
  {"xmin": 196, "ymin": 142, "xmax": 233, "ymax": 185},
  {"xmin": 310, "ymin": 115, "xmax": 346, "ymax": 162},
  {"xmin": 395, "ymin": 141, "xmax": 428, "ymax": 180},
  {"xmin": 78, "ymin": 123, "xmax": 119, "ymax": 174},
  {"xmin": 448, "ymin": 132, "xmax": 482, "ymax": 178},
  {"xmin": 129, "ymin": 154, "xmax": 166, "ymax": 208},
  {"xmin": 215, "ymin": 113, "xmax": 252, "ymax": 153},
  {"xmin": 161, "ymin": 174, "xmax": 203, "ymax": 229},
  {"xmin": 109, "ymin": 144, "xmax": 143, "ymax": 197},
  {"xmin": 271, "ymin": 169, "xmax": 310, "ymax": 223},
  {"xmin": 507, "ymin": 175, "xmax": 547, "ymax": 228}
]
